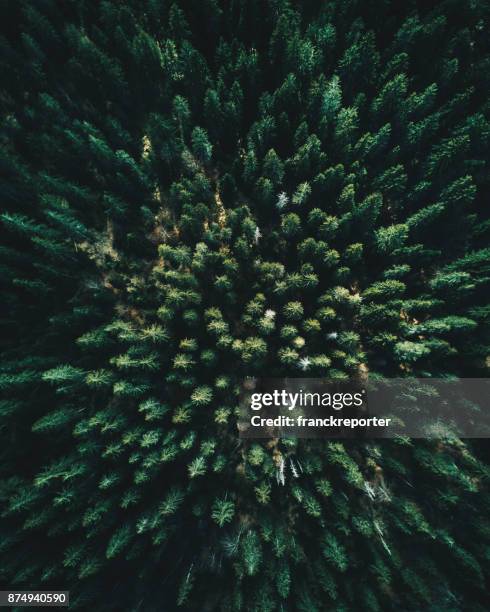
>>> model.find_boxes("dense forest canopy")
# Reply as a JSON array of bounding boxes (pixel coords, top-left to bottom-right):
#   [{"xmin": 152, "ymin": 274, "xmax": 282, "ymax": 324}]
[{"xmin": 1, "ymin": 0, "xmax": 489, "ymax": 610}]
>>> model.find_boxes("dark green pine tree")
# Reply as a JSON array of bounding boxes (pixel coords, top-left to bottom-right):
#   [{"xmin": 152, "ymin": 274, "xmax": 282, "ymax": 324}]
[{"xmin": 1, "ymin": 1, "xmax": 489, "ymax": 610}]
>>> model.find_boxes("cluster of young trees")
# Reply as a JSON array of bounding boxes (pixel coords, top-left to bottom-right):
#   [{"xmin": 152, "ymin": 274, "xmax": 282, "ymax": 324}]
[{"xmin": 1, "ymin": 0, "xmax": 489, "ymax": 610}]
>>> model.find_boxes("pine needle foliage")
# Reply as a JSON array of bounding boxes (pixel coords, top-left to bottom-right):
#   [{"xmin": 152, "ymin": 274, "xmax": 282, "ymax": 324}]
[{"xmin": 0, "ymin": 1, "xmax": 489, "ymax": 610}]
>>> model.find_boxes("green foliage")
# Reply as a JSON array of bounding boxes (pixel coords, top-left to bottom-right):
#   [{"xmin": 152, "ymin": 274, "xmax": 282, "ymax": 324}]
[
  {"xmin": 211, "ymin": 497, "xmax": 235, "ymax": 527},
  {"xmin": 191, "ymin": 127, "xmax": 213, "ymax": 163},
  {"xmin": 0, "ymin": 1, "xmax": 489, "ymax": 610}
]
